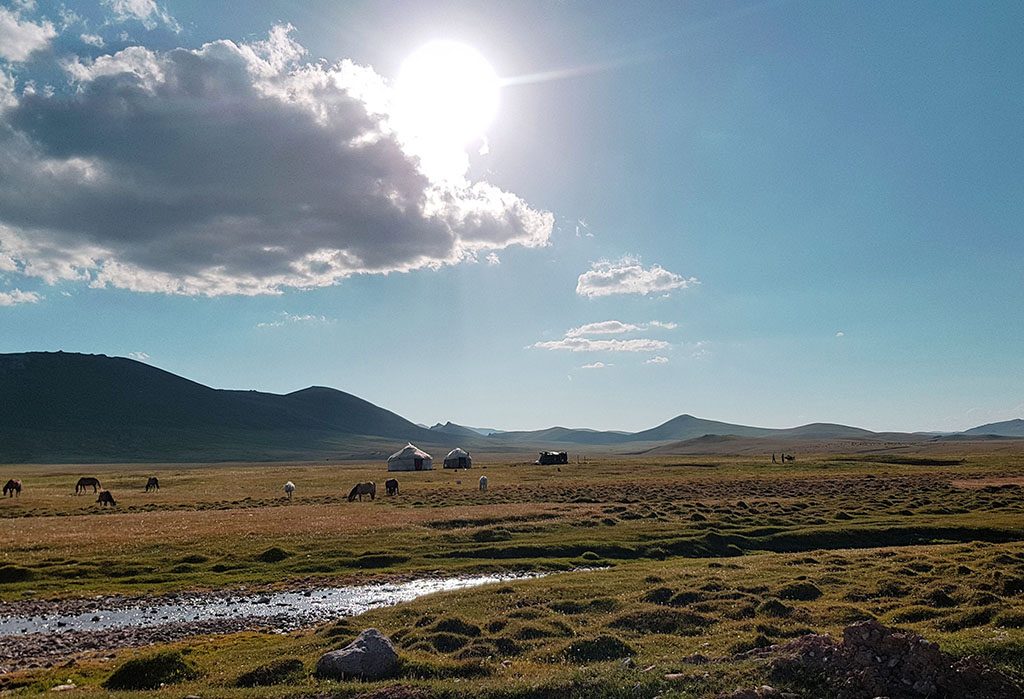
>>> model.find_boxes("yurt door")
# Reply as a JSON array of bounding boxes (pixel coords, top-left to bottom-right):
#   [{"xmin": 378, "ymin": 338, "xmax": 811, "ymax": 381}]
[{"xmin": 414, "ymin": 457, "xmax": 423, "ymax": 470}]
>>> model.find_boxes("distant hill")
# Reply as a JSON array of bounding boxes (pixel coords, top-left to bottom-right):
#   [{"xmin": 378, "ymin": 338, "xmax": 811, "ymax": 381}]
[
  {"xmin": 628, "ymin": 414, "xmax": 774, "ymax": 442},
  {"xmin": 490, "ymin": 426, "xmax": 635, "ymax": 446},
  {"xmin": 0, "ymin": 352, "xmax": 440, "ymax": 462},
  {"xmin": 962, "ymin": 419, "xmax": 1024, "ymax": 438},
  {"xmin": 429, "ymin": 422, "xmax": 485, "ymax": 439}
]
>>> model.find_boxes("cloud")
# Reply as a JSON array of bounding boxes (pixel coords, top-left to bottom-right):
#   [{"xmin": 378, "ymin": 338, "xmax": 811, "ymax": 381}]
[
  {"xmin": 103, "ymin": 0, "xmax": 180, "ymax": 32},
  {"xmin": 0, "ymin": 6, "xmax": 56, "ymax": 62},
  {"xmin": 580, "ymin": 361, "xmax": 611, "ymax": 369},
  {"xmin": 126, "ymin": 351, "xmax": 150, "ymax": 361},
  {"xmin": 485, "ymin": 252, "xmax": 500, "ymax": 266},
  {"xmin": 688, "ymin": 340, "xmax": 711, "ymax": 359},
  {"xmin": 576, "ymin": 256, "xmax": 698, "ymax": 298},
  {"xmin": 0, "ymin": 27, "xmax": 553, "ymax": 296},
  {"xmin": 835, "ymin": 331, "xmax": 845, "ymax": 337},
  {"xmin": 566, "ymin": 320, "xmax": 642, "ymax": 337},
  {"xmin": 256, "ymin": 311, "xmax": 333, "ymax": 329},
  {"xmin": 532, "ymin": 337, "xmax": 670, "ymax": 353},
  {"xmin": 646, "ymin": 356, "xmax": 669, "ymax": 364},
  {"xmin": 648, "ymin": 320, "xmax": 678, "ymax": 330},
  {"xmin": 0, "ymin": 288, "xmax": 41, "ymax": 306},
  {"xmin": 80, "ymin": 33, "xmax": 105, "ymax": 48},
  {"xmin": 575, "ymin": 218, "xmax": 592, "ymax": 238}
]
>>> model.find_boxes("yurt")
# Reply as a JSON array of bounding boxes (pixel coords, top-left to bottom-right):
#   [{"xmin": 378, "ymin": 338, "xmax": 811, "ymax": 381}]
[
  {"xmin": 443, "ymin": 448, "xmax": 472, "ymax": 469},
  {"xmin": 387, "ymin": 444, "xmax": 433, "ymax": 471}
]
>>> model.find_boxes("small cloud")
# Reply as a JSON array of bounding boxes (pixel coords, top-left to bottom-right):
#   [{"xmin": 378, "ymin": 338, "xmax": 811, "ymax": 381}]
[
  {"xmin": 0, "ymin": 288, "xmax": 41, "ymax": 306},
  {"xmin": 689, "ymin": 340, "xmax": 711, "ymax": 359},
  {"xmin": 256, "ymin": 311, "xmax": 333, "ymax": 329},
  {"xmin": 566, "ymin": 320, "xmax": 642, "ymax": 337},
  {"xmin": 835, "ymin": 331, "xmax": 845, "ymax": 337},
  {"xmin": 103, "ymin": 0, "xmax": 181, "ymax": 32},
  {"xmin": 576, "ymin": 256, "xmax": 698, "ymax": 298},
  {"xmin": 127, "ymin": 351, "xmax": 150, "ymax": 361},
  {"xmin": 580, "ymin": 361, "xmax": 612, "ymax": 369},
  {"xmin": 646, "ymin": 356, "xmax": 669, "ymax": 364},
  {"xmin": 648, "ymin": 320, "xmax": 678, "ymax": 330},
  {"xmin": 478, "ymin": 137, "xmax": 489, "ymax": 156},
  {"xmin": 485, "ymin": 252, "xmax": 500, "ymax": 266},
  {"xmin": 575, "ymin": 218, "xmax": 592, "ymax": 238},
  {"xmin": 531, "ymin": 336, "xmax": 669, "ymax": 353},
  {"xmin": 80, "ymin": 33, "xmax": 106, "ymax": 47},
  {"xmin": 0, "ymin": 6, "xmax": 57, "ymax": 62}
]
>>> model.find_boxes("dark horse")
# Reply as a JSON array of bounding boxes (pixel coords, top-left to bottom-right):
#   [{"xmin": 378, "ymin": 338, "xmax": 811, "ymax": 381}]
[
  {"xmin": 145, "ymin": 477, "xmax": 160, "ymax": 492},
  {"xmin": 96, "ymin": 490, "xmax": 117, "ymax": 507},
  {"xmin": 76, "ymin": 477, "xmax": 101, "ymax": 494},
  {"xmin": 347, "ymin": 482, "xmax": 376, "ymax": 501},
  {"xmin": 3, "ymin": 479, "xmax": 21, "ymax": 497},
  {"xmin": 385, "ymin": 478, "xmax": 399, "ymax": 496}
]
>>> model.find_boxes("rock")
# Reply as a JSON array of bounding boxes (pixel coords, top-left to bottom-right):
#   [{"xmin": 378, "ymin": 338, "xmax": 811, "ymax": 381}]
[
  {"xmin": 49, "ymin": 684, "xmax": 76, "ymax": 692},
  {"xmin": 315, "ymin": 628, "xmax": 399, "ymax": 681}
]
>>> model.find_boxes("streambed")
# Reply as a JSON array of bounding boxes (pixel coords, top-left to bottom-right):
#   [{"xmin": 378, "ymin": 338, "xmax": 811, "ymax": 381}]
[{"xmin": 0, "ymin": 572, "xmax": 546, "ymax": 672}]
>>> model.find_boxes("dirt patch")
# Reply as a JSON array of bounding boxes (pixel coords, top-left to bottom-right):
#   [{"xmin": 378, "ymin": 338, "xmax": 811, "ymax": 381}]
[{"xmin": 951, "ymin": 477, "xmax": 1024, "ymax": 489}]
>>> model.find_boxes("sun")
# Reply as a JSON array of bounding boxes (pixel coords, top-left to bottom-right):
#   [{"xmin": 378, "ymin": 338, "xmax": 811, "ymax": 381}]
[{"xmin": 393, "ymin": 41, "xmax": 500, "ymax": 149}]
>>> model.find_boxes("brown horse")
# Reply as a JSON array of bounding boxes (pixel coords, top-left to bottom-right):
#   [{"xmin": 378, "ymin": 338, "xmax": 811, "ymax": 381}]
[
  {"xmin": 76, "ymin": 477, "xmax": 101, "ymax": 494},
  {"xmin": 347, "ymin": 482, "xmax": 376, "ymax": 501},
  {"xmin": 145, "ymin": 477, "xmax": 160, "ymax": 492},
  {"xmin": 385, "ymin": 478, "xmax": 399, "ymax": 496},
  {"xmin": 96, "ymin": 490, "xmax": 117, "ymax": 507},
  {"xmin": 3, "ymin": 479, "xmax": 21, "ymax": 497}
]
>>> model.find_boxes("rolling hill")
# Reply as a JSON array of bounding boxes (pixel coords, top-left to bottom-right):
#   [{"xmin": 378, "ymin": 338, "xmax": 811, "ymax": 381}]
[{"xmin": 962, "ymin": 419, "xmax": 1024, "ymax": 438}]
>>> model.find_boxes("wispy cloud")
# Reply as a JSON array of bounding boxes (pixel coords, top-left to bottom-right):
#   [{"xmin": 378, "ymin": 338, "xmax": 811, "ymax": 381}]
[
  {"xmin": 256, "ymin": 312, "xmax": 334, "ymax": 329},
  {"xmin": 646, "ymin": 356, "xmax": 669, "ymax": 364},
  {"xmin": 0, "ymin": 288, "xmax": 41, "ymax": 306},
  {"xmin": 80, "ymin": 33, "xmax": 105, "ymax": 47},
  {"xmin": 532, "ymin": 337, "xmax": 670, "ymax": 353},
  {"xmin": 575, "ymin": 218, "xmax": 593, "ymax": 238},
  {"xmin": 0, "ymin": 6, "xmax": 56, "ymax": 62},
  {"xmin": 576, "ymin": 256, "xmax": 699, "ymax": 298},
  {"xmin": 565, "ymin": 319, "xmax": 679, "ymax": 337},
  {"xmin": 485, "ymin": 252, "xmax": 501, "ymax": 266},
  {"xmin": 103, "ymin": 0, "xmax": 180, "ymax": 32},
  {"xmin": 127, "ymin": 351, "xmax": 150, "ymax": 361},
  {"xmin": 580, "ymin": 361, "xmax": 611, "ymax": 369},
  {"xmin": 835, "ymin": 331, "xmax": 845, "ymax": 338},
  {"xmin": 688, "ymin": 340, "xmax": 711, "ymax": 359},
  {"xmin": 648, "ymin": 320, "xmax": 678, "ymax": 330}
]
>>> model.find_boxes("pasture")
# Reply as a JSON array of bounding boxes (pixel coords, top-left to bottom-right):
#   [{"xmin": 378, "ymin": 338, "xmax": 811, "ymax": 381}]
[{"xmin": 2, "ymin": 449, "xmax": 1024, "ymax": 696}]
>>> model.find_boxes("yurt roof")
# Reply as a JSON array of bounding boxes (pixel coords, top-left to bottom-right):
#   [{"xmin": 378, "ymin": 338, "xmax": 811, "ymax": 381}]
[
  {"xmin": 445, "ymin": 448, "xmax": 470, "ymax": 459},
  {"xmin": 388, "ymin": 443, "xmax": 432, "ymax": 461}
]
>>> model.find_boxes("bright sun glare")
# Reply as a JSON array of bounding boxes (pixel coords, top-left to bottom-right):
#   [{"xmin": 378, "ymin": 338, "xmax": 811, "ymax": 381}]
[{"xmin": 394, "ymin": 41, "xmax": 499, "ymax": 149}]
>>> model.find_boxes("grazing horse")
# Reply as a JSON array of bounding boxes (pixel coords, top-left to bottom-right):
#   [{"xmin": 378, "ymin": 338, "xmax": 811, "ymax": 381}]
[
  {"xmin": 347, "ymin": 482, "xmax": 376, "ymax": 502},
  {"xmin": 145, "ymin": 477, "xmax": 160, "ymax": 492},
  {"xmin": 96, "ymin": 490, "xmax": 117, "ymax": 507},
  {"xmin": 479, "ymin": 475, "xmax": 488, "ymax": 492},
  {"xmin": 75, "ymin": 477, "xmax": 101, "ymax": 494},
  {"xmin": 783, "ymin": 454, "xmax": 795, "ymax": 462},
  {"xmin": 385, "ymin": 478, "xmax": 399, "ymax": 496},
  {"xmin": 3, "ymin": 479, "xmax": 21, "ymax": 498},
  {"xmin": 284, "ymin": 481, "xmax": 295, "ymax": 499}
]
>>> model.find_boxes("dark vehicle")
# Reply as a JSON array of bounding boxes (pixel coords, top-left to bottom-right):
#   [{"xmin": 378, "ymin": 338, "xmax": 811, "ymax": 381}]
[{"xmin": 536, "ymin": 451, "xmax": 568, "ymax": 465}]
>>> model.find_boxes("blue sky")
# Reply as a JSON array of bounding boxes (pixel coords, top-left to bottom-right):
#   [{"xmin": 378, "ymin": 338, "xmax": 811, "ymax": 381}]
[{"xmin": 0, "ymin": 0, "xmax": 1021, "ymax": 433}]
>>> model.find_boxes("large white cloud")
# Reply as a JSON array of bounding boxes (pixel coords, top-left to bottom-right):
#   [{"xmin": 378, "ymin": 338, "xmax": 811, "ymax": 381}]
[
  {"xmin": 0, "ymin": 27, "xmax": 553, "ymax": 296},
  {"xmin": 0, "ymin": 6, "xmax": 56, "ymax": 62},
  {"xmin": 576, "ymin": 256, "xmax": 698, "ymax": 298}
]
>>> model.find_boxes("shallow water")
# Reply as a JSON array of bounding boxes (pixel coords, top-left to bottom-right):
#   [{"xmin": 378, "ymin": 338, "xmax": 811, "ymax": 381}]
[{"xmin": 0, "ymin": 572, "xmax": 543, "ymax": 637}]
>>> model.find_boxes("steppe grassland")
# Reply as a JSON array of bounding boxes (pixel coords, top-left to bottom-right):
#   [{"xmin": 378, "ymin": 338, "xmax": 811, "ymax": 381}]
[{"xmin": 2, "ymin": 451, "xmax": 1024, "ymax": 696}]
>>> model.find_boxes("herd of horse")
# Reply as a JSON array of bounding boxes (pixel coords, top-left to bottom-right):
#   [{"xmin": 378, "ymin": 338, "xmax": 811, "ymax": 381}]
[{"xmin": 2, "ymin": 473, "xmax": 492, "ymax": 507}]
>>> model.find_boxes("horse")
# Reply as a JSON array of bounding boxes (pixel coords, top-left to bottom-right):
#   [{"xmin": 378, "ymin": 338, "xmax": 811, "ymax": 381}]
[
  {"xmin": 385, "ymin": 478, "xmax": 399, "ymax": 496},
  {"xmin": 3, "ymin": 479, "xmax": 21, "ymax": 498},
  {"xmin": 284, "ymin": 481, "xmax": 295, "ymax": 499},
  {"xmin": 783, "ymin": 454, "xmax": 795, "ymax": 462},
  {"xmin": 479, "ymin": 475, "xmax": 488, "ymax": 492},
  {"xmin": 75, "ymin": 477, "xmax": 101, "ymax": 494},
  {"xmin": 145, "ymin": 477, "xmax": 160, "ymax": 492},
  {"xmin": 347, "ymin": 482, "xmax": 376, "ymax": 502},
  {"xmin": 96, "ymin": 490, "xmax": 117, "ymax": 507}
]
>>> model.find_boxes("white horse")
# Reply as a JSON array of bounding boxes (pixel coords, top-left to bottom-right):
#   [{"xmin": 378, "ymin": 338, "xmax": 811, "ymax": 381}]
[
  {"xmin": 284, "ymin": 481, "xmax": 295, "ymax": 500},
  {"xmin": 479, "ymin": 475, "xmax": 488, "ymax": 492}
]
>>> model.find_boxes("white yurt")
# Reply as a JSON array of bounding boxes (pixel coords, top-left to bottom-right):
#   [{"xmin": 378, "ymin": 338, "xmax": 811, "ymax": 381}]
[
  {"xmin": 387, "ymin": 443, "xmax": 433, "ymax": 471},
  {"xmin": 443, "ymin": 448, "xmax": 472, "ymax": 469}
]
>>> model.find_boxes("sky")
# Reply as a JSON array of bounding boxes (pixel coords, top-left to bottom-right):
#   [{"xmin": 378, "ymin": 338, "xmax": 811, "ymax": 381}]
[{"xmin": 0, "ymin": 0, "xmax": 1021, "ymax": 433}]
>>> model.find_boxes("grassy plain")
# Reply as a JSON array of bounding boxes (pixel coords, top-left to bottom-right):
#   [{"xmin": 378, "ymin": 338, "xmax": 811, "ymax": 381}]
[{"xmin": 3, "ymin": 448, "xmax": 1024, "ymax": 696}]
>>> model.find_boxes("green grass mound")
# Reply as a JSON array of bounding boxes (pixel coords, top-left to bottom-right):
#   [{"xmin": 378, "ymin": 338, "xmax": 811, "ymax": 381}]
[
  {"xmin": 563, "ymin": 635, "xmax": 635, "ymax": 662},
  {"xmin": 255, "ymin": 546, "xmax": 292, "ymax": 563},
  {"xmin": 431, "ymin": 617, "xmax": 482, "ymax": 637},
  {"xmin": 777, "ymin": 581, "xmax": 823, "ymax": 601},
  {"xmin": 103, "ymin": 650, "xmax": 199, "ymax": 690},
  {"xmin": 607, "ymin": 608, "xmax": 714, "ymax": 635},
  {"xmin": 0, "ymin": 565, "xmax": 34, "ymax": 583},
  {"xmin": 233, "ymin": 658, "xmax": 304, "ymax": 687}
]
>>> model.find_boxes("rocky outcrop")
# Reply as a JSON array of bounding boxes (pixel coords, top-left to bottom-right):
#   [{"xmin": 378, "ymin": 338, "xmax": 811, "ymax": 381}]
[
  {"xmin": 768, "ymin": 620, "xmax": 1021, "ymax": 698},
  {"xmin": 316, "ymin": 628, "xmax": 400, "ymax": 681}
]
